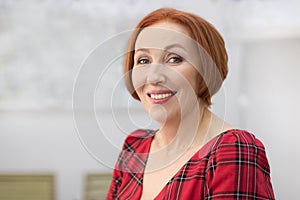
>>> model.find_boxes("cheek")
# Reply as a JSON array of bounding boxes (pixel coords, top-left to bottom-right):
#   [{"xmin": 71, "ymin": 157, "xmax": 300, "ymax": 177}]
[
  {"xmin": 177, "ymin": 67, "xmax": 200, "ymax": 92},
  {"xmin": 190, "ymin": 73, "xmax": 201, "ymax": 94},
  {"xmin": 131, "ymin": 67, "xmax": 147, "ymax": 92}
]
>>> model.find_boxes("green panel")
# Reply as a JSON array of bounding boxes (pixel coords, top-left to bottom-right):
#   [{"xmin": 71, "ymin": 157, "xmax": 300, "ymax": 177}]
[
  {"xmin": 85, "ymin": 173, "xmax": 112, "ymax": 200},
  {"xmin": 0, "ymin": 175, "xmax": 55, "ymax": 200}
]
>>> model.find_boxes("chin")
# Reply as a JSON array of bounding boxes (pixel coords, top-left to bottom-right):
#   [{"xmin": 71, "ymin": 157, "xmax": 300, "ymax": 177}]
[
  {"xmin": 147, "ymin": 104, "xmax": 167, "ymax": 124},
  {"xmin": 148, "ymin": 104, "xmax": 181, "ymax": 126}
]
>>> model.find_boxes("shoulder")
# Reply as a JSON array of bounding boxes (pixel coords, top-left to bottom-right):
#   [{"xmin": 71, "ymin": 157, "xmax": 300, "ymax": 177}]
[
  {"xmin": 214, "ymin": 129, "xmax": 266, "ymax": 150},
  {"xmin": 205, "ymin": 129, "xmax": 275, "ymax": 199},
  {"xmin": 122, "ymin": 129, "xmax": 155, "ymax": 151},
  {"xmin": 115, "ymin": 129, "xmax": 155, "ymax": 173},
  {"xmin": 210, "ymin": 129, "xmax": 270, "ymax": 171},
  {"xmin": 124, "ymin": 129, "xmax": 155, "ymax": 143}
]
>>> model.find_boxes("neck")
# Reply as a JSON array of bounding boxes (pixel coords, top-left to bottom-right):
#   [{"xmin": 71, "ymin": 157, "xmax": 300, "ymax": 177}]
[
  {"xmin": 154, "ymin": 101, "xmax": 209, "ymax": 149},
  {"xmin": 145, "ymin": 101, "xmax": 234, "ymax": 172},
  {"xmin": 145, "ymin": 102, "xmax": 211, "ymax": 172}
]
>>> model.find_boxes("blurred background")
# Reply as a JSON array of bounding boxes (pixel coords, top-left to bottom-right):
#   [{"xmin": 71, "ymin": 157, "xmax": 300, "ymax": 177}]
[{"xmin": 0, "ymin": 0, "xmax": 299, "ymax": 199}]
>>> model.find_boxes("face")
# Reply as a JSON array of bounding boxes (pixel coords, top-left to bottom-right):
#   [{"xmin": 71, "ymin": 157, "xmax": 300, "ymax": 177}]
[{"xmin": 131, "ymin": 21, "xmax": 202, "ymax": 124}]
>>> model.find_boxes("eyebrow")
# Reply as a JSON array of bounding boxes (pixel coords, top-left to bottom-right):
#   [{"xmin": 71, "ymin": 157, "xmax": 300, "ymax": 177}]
[
  {"xmin": 134, "ymin": 48, "xmax": 150, "ymax": 53},
  {"xmin": 165, "ymin": 44, "xmax": 187, "ymax": 51},
  {"xmin": 135, "ymin": 43, "xmax": 187, "ymax": 53}
]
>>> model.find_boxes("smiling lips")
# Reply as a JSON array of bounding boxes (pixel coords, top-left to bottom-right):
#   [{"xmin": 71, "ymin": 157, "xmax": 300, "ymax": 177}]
[{"xmin": 147, "ymin": 90, "xmax": 176, "ymax": 104}]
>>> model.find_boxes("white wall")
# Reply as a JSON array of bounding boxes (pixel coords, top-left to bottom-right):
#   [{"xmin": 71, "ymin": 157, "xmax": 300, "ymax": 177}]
[
  {"xmin": 0, "ymin": 111, "xmax": 103, "ymax": 200},
  {"xmin": 0, "ymin": 109, "xmax": 155, "ymax": 200},
  {"xmin": 241, "ymin": 38, "xmax": 300, "ymax": 199}
]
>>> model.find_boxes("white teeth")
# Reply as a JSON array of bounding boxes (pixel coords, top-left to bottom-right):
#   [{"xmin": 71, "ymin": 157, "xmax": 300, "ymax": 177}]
[{"xmin": 150, "ymin": 93, "xmax": 173, "ymax": 99}]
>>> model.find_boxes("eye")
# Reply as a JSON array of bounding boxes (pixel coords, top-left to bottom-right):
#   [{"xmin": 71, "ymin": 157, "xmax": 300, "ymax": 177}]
[
  {"xmin": 136, "ymin": 57, "xmax": 150, "ymax": 65},
  {"xmin": 167, "ymin": 55, "xmax": 183, "ymax": 64}
]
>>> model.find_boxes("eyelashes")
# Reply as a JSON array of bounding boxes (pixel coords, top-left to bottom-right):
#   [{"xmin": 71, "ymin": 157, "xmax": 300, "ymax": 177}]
[
  {"xmin": 168, "ymin": 56, "xmax": 183, "ymax": 64},
  {"xmin": 137, "ymin": 57, "xmax": 150, "ymax": 65},
  {"xmin": 135, "ymin": 54, "xmax": 184, "ymax": 66}
]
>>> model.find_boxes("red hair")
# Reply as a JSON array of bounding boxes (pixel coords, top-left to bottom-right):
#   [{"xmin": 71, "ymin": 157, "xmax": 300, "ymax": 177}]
[{"xmin": 124, "ymin": 7, "xmax": 228, "ymax": 106}]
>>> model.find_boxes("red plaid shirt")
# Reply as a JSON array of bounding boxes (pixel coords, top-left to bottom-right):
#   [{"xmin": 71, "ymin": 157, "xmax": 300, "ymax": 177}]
[{"xmin": 107, "ymin": 129, "xmax": 275, "ymax": 199}]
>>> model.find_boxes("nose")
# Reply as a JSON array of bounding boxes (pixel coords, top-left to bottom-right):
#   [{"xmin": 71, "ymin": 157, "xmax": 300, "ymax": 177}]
[{"xmin": 146, "ymin": 64, "xmax": 166, "ymax": 85}]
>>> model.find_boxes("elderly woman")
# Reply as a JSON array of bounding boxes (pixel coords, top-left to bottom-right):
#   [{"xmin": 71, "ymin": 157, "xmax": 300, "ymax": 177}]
[{"xmin": 107, "ymin": 7, "xmax": 275, "ymax": 200}]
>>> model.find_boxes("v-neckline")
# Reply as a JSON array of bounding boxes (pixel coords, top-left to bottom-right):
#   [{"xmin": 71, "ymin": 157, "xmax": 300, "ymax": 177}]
[{"xmin": 140, "ymin": 129, "xmax": 235, "ymax": 199}]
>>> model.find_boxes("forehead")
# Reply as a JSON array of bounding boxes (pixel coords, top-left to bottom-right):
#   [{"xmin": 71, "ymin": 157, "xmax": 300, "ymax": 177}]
[{"xmin": 134, "ymin": 22, "xmax": 197, "ymax": 51}]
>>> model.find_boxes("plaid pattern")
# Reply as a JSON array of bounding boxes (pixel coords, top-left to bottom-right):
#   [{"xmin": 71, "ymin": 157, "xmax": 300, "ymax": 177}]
[{"xmin": 107, "ymin": 129, "xmax": 275, "ymax": 200}]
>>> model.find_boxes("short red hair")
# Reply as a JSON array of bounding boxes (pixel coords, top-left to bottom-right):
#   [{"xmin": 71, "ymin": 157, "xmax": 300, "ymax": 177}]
[{"xmin": 124, "ymin": 7, "xmax": 228, "ymax": 106}]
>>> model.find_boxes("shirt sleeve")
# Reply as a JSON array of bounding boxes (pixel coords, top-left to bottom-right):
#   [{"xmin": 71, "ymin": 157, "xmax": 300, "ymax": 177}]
[
  {"xmin": 106, "ymin": 157, "xmax": 123, "ymax": 200},
  {"xmin": 106, "ymin": 135, "xmax": 129, "ymax": 200},
  {"xmin": 205, "ymin": 131, "xmax": 275, "ymax": 199},
  {"xmin": 106, "ymin": 129, "xmax": 149, "ymax": 199}
]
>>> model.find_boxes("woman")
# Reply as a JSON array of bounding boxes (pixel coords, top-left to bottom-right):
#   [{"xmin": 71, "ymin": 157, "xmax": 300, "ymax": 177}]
[{"xmin": 107, "ymin": 8, "xmax": 275, "ymax": 200}]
